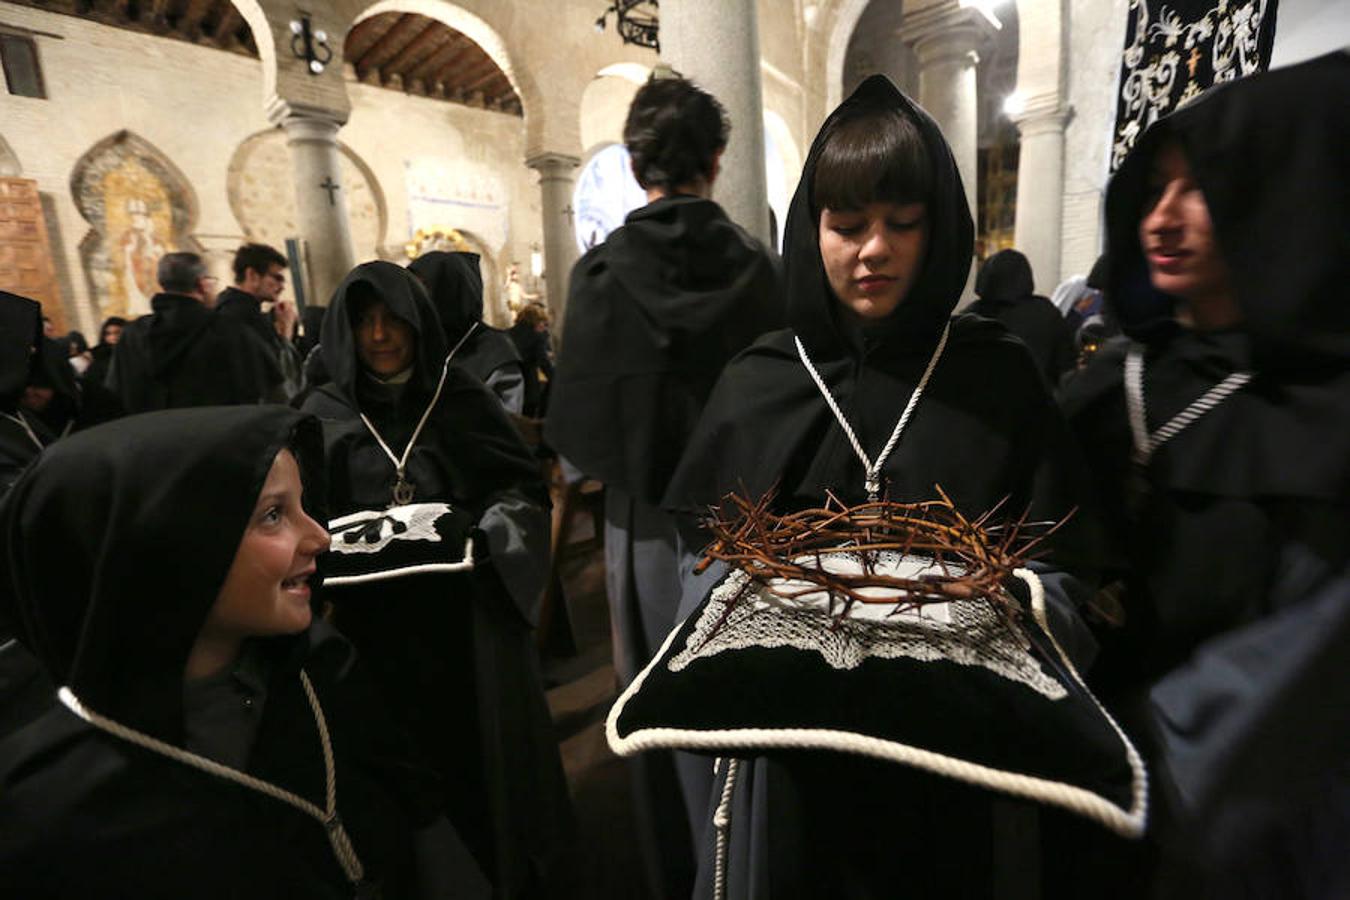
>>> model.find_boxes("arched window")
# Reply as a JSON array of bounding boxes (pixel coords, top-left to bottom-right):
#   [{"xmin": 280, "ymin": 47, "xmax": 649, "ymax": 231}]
[{"xmin": 572, "ymin": 144, "xmax": 647, "ymax": 253}]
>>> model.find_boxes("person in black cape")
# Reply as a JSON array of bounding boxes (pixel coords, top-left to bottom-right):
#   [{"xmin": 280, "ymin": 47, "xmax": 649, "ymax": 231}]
[
  {"xmin": 662, "ymin": 74, "xmax": 1102, "ymax": 899},
  {"xmin": 508, "ymin": 303, "xmax": 554, "ymax": 419},
  {"xmin": 0, "ymin": 292, "xmax": 49, "ymax": 494},
  {"xmin": 84, "ymin": 315, "xmax": 126, "ymax": 389},
  {"xmin": 408, "ymin": 250, "xmax": 526, "ymax": 414},
  {"xmin": 301, "ymin": 260, "xmax": 574, "ymax": 899},
  {"xmin": 1057, "ymin": 52, "xmax": 1350, "ymax": 898},
  {"xmin": 0, "ymin": 405, "xmax": 488, "ymax": 898},
  {"xmin": 217, "ymin": 243, "xmax": 305, "ymax": 401},
  {"xmin": 970, "ymin": 247, "xmax": 1076, "ymax": 384},
  {"xmin": 106, "ymin": 251, "xmax": 282, "ymax": 412},
  {"xmin": 545, "ymin": 73, "xmax": 782, "ymax": 896}
]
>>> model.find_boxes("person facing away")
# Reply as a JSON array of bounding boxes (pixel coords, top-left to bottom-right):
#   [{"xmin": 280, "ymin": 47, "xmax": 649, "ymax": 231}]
[
  {"xmin": 545, "ymin": 71, "xmax": 782, "ymax": 897},
  {"xmin": 217, "ymin": 242, "xmax": 304, "ymax": 400},
  {"xmin": 1057, "ymin": 51, "xmax": 1350, "ymax": 899},
  {"xmin": 407, "ymin": 250, "xmax": 525, "ymax": 414},
  {"xmin": 508, "ymin": 302, "xmax": 554, "ymax": 419},
  {"xmin": 0, "ymin": 405, "xmax": 488, "ymax": 898},
  {"xmin": 970, "ymin": 248, "xmax": 1076, "ymax": 384},
  {"xmin": 663, "ymin": 74, "xmax": 1102, "ymax": 899},
  {"xmin": 300, "ymin": 261, "xmax": 573, "ymax": 899},
  {"xmin": 106, "ymin": 251, "xmax": 282, "ymax": 412}
]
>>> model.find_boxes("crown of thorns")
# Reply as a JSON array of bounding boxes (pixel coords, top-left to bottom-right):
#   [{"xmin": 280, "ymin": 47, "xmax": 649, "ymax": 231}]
[{"xmin": 696, "ymin": 487, "xmax": 1073, "ymax": 627}]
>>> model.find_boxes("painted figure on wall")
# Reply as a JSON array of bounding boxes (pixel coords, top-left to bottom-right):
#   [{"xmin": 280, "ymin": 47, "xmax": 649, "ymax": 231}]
[{"xmin": 115, "ymin": 198, "xmax": 167, "ymax": 316}]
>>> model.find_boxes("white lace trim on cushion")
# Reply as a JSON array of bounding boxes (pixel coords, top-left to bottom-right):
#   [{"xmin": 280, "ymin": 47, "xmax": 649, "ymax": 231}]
[{"xmin": 666, "ymin": 552, "xmax": 1067, "ymax": 701}]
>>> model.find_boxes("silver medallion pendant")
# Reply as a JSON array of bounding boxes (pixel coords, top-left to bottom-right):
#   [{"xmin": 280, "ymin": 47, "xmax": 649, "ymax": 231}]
[{"xmin": 391, "ymin": 477, "xmax": 415, "ymax": 507}]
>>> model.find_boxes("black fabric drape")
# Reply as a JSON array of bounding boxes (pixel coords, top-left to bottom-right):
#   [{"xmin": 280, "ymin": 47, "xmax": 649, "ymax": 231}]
[
  {"xmin": 546, "ymin": 194, "xmax": 781, "ymax": 504},
  {"xmin": 407, "ymin": 251, "xmax": 521, "ymax": 385}
]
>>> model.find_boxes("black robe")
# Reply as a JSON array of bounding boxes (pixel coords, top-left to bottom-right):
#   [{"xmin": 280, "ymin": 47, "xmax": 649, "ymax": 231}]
[
  {"xmin": 1059, "ymin": 51, "xmax": 1350, "ymax": 898},
  {"xmin": 217, "ymin": 285, "xmax": 304, "ymax": 401},
  {"xmin": 0, "ymin": 406, "xmax": 472, "ymax": 898},
  {"xmin": 546, "ymin": 193, "xmax": 782, "ymax": 506},
  {"xmin": 0, "ymin": 292, "xmax": 45, "ymax": 495},
  {"xmin": 507, "ymin": 320, "xmax": 553, "ymax": 419},
  {"xmin": 408, "ymin": 251, "xmax": 524, "ymax": 413},
  {"xmin": 663, "ymin": 75, "xmax": 1103, "ymax": 899},
  {"xmin": 302, "ymin": 261, "xmax": 573, "ymax": 899},
  {"xmin": 970, "ymin": 249, "xmax": 1075, "ymax": 385},
  {"xmin": 106, "ymin": 291, "xmax": 281, "ymax": 412}
]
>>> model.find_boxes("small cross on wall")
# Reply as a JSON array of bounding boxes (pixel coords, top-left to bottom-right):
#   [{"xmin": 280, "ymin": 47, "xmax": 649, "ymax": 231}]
[
  {"xmin": 561, "ymin": 203, "xmax": 575, "ymax": 227},
  {"xmin": 319, "ymin": 176, "xmax": 340, "ymax": 206}
]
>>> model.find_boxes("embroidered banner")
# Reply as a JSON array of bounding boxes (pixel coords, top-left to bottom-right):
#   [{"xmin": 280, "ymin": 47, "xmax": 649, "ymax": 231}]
[{"xmin": 1111, "ymin": 0, "xmax": 1279, "ymax": 170}]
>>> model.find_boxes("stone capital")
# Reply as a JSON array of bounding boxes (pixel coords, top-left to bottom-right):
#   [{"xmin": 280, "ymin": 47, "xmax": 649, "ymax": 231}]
[
  {"xmin": 1010, "ymin": 96, "xmax": 1073, "ymax": 137},
  {"xmin": 526, "ymin": 152, "xmax": 581, "ymax": 180},
  {"xmin": 266, "ymin": 96, "xmax": 348, "ymax": 131},
  {"xmin": 897, "ymin": 1, "xmax": 999, "ymax": 67}
]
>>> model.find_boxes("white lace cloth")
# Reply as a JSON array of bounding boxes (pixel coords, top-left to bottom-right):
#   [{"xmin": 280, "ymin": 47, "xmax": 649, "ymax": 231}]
[{"xmin": 668, "ymin": 552, "xmax": 1067, "ymax": 701}]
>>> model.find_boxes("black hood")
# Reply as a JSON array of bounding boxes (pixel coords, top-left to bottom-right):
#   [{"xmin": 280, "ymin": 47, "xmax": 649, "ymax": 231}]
[
  {"xmin": 974, "ymin": 249, "xmax": 1035, "ymax": 304},
  {"xmin": 322, "ymin": 261, "xmax": 449, "ymax": 400},
  {"xmin": 407, "ymin": 251, "xmax": 484, "ymax": 347},
  {"xmin": 1104, "ymin": 50, "xmax": 1350, "ymax": 369},
  {"xmin": 0, "ymin": 291, "xmax": 42, "ymax": 411},
  {"xmin": 603, "ymin": 194, "xmax": 780, "ymax": 339},
  {"xmin": 0, "ymin": 406, "xmax": 326, "ymax": 743},
  {"xmin": 786, "ymin": 75, "xmax": 974, "ymax": 361},
  {"xmin": 146, "ymin": 292, "xmax": 215, "ymax": 377}
]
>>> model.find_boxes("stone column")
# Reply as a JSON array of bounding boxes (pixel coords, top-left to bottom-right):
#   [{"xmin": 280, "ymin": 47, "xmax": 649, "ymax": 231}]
[
  {"xmin": 272, "ymin": 108, "xmax": 355, "ymax": 307},
  {"xmin": 899, "ymin": 0, "xmax": 997, "ymax": 301},
  {"xmin": 1011, "ymin": 101, "xmax": 1070, "ymax": 292},
  {"xmin": 526, "ymin": 152, "xmax": 580, "ymax": 336},
  {"xmin": 661, "ymin": 0, "xmax": 772, "ymax": 246}
]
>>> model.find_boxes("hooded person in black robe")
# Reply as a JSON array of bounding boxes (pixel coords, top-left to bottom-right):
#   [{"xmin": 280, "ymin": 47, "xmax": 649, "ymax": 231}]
[
  {"xmin": 0, "ymin": 405, "xmax": 488, "ymax": 898},
  {"xmin": 301, "ymin": 261, "xmax": 573, "ymax": 899},
  {"xmin": 408, "ymin": 250, "xmax": 525, "ymax": 414},
  {"xmin": 545, "ymin": 74, "xmax": 781, "ymax": 896},
  {"xmin": 663, "ymin": 74, "xmax": 1102, "ymax": 899},
  {"xmin": 1058, "ymin": 52, "xmax": 1350, "ymax": 898},
  {"xmin": 970, "ymin": 248, "xmax": 1076, "ymax": 385},
  {"xmin": 107, "ymin": 252, "xmax": 282, "ymax": 412},
  {"xmin": 0, "ymin": 292, "xmax": 48, "ymax": 494},
  {"xmin": 84, "ymin": 315, "xmax": 126, "ymax": 389}
]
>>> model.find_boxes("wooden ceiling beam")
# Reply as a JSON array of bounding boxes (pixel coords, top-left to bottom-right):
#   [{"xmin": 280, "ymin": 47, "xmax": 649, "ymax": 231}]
[
  {"xmin": 462, "ymin": 64, "xmax": 506, "ymax": 95},
  {"xmin": 429, "ymin": 42, "xmax": 479, "ymax": 85},
  {"xmin": 343, "ymin": 14, "xmax": 395, "ymax": 61},
  {"xmin": 380, "ymin": 19, "xmax": 444, "ymax": 77},
  {"xmin": 176, "ymin": 0, "xmax": 213, "ymax": 37},
  {"xmin": 357, "ymin": 13, "xmax": 423, "ymax": 74},
  {"xmin": 210, "ymin": 3, "xmax": 239, "ymax": 44},
  {"xmin": 406, "ymin": 32, "xmax": 467, "ymax": 83}
]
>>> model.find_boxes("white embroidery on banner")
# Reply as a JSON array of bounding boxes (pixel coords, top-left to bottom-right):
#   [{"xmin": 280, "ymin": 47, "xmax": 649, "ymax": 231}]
[
  {"xmin": 668, "ymin": 553, "xmax": 1067, "ymax": 700},
  {"xmin": 1112, "ymin": 0, "xmax": 1272, "ymax": 170},
  {"xmin": 328, "ymin": 502, "xmax": 451, "ymax": 555}
]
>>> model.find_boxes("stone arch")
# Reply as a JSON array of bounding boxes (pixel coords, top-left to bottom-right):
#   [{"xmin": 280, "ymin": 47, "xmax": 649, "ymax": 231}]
[
  {"xmin": 0, "ymin": 135, "xmax": 21, "ymax": 177},
  {"xmin": 70, "ymin": 130, "xmax": 200, "ymax": 320},
  {"xmin": 580, "ymin": 63, "xmax": 650, "ymax": 155},
  {"xmin": 762, "ymin": 109, "xmax": 801, "ymax": 251},
  {"xmin": 227, "ymin": 127, "xmax": 389, "ymax": 268},
  {"xmin": 825, "ymin": 0, "xmax": 876, "ymax": 111},
  {"xmin": 224, "ymin": 0, "xmax": 279, "ymax": 102},
  {"xmin": 351, "ymin": 0, "xmax": 540, "ymax": 131}
]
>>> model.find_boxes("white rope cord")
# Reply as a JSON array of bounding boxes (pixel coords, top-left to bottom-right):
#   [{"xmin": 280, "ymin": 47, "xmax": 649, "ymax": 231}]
[
  {"xmin": 712, "ymin": 757, "xmax": 742, "ymax": 900},
  {"xmin": 58, "ymin": 670, "xmax": 365, "ymax": 884},
  {"xmin": 359, "ymin": 322, "xmax": 477, "ymax": 505},
  {"xmin": 794, "ymin": 322, "xmax": 950, "ymax": 500},
  {"xmin": 2, "ymin": 411, "xmax": 43, "ymax": 451},
  {"xmin": 1124, "ymin": 344, "xmax": 1251, "ymax": 464},
  {"xmin": 605, "ymin": 573, "xmax": 1149, "ymax": 838}
]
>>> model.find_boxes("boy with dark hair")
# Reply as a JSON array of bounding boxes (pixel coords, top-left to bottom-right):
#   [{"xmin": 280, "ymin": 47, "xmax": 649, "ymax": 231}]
[{"xmin": 218, "ymin": 242, "xmax": 302, "ymax": 399}]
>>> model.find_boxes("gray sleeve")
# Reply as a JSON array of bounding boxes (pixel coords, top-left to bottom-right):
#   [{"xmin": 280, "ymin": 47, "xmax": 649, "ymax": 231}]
[
  {"xmin": 484, "ymin": 365, "xmax": 525, "ymax": 416},
  {"xmin": 478, "ymin": 493, "xmax": 552, "ymax": 625}
]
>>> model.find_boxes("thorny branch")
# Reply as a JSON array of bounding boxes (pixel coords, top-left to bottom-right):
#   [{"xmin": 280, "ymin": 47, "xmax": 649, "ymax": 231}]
[{"xmin": 695, "ymin": 486, "xmax": 1075, "ymax": 629}]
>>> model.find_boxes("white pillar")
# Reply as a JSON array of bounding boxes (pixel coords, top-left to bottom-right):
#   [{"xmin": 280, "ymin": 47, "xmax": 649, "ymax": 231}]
[
  {"xmin": 526, "ymin": 152, "xmax": 580, "ymax": 336},
  {"xmin": 661, "ymin": 0, "xmax": 772, "ymax": 246},
  {"xmin": 1011, "ymin": 102, "xmax": 1070, "ymax": 293},
  {"xmin": 275, "ymin": 112, "xmax": 355, "ymax": 307},
  {"xmin": 898, "ymin": 1, "xmax": 996, "ymax": 225}
]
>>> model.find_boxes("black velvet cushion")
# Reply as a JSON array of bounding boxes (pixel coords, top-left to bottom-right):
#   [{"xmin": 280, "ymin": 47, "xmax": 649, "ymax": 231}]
[
  {"xmin": 322, "ymin": 502, "xmax": 476, "ymax": 585},
  {"xmin": 607, "ymin": 557, "xmax": 1147, "ymax": 837}
]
